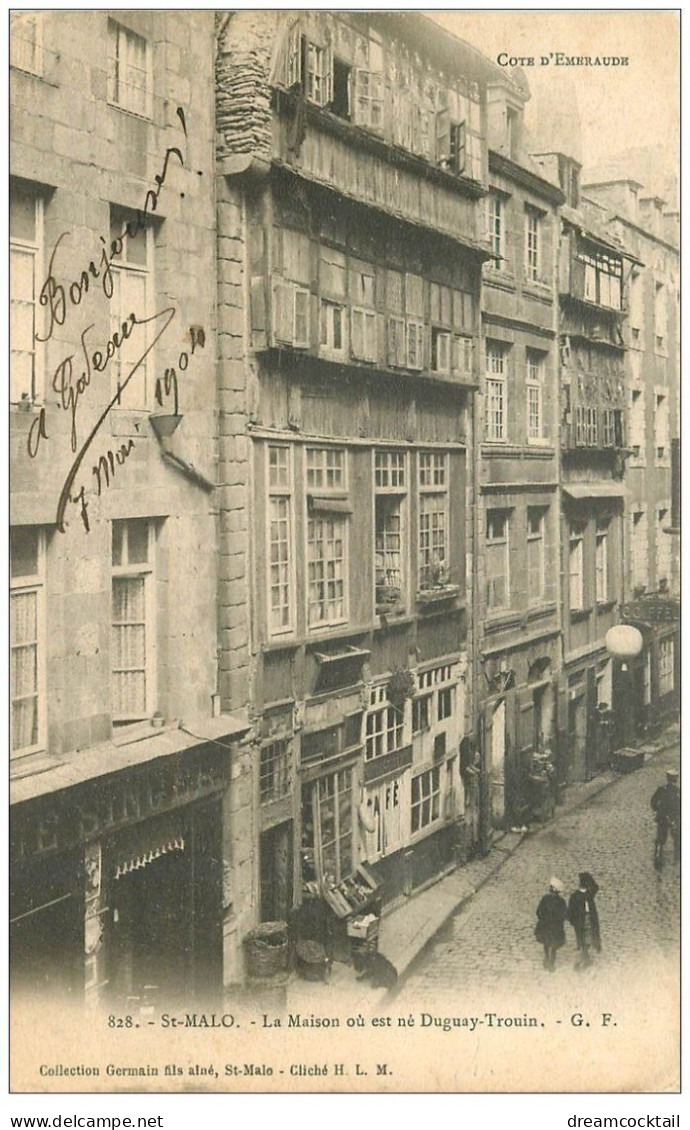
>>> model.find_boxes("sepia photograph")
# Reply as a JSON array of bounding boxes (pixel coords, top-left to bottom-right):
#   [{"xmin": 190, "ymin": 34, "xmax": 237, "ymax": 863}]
[{"xmin": 8, "ymin": 5, "xmax": 680, "ymax": 1099}]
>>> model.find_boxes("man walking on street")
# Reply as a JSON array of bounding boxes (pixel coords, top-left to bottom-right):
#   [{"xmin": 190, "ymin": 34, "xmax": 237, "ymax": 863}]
[
  {"xmin": 651, "ymin": 770, "xmax": 680, "ymax": 868},
  {"xmin": 535, "ymin": 878, "xmax": 568, "ymax": 971}
]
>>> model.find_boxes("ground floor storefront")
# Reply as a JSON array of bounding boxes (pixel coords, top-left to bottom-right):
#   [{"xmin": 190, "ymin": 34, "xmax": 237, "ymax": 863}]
[{"xmin": 10, "ymin": 744, "xmax": 230, "ymax": 1012}]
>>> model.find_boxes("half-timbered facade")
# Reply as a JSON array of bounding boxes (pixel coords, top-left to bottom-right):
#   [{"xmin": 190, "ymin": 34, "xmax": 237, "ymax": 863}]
[{"xmin": 215, "ymin": 12, "xmax": 495, "ymax": 957}]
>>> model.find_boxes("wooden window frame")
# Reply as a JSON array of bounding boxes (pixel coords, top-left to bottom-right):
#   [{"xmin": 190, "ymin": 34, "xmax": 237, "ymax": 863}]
[{"xmin": 10, "ymin": 527, "xmax": 46, "ymax": 759}]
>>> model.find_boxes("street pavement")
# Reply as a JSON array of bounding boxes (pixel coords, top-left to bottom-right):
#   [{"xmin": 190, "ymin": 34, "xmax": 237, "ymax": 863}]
[
  {"xmin": 389, "ymin": 744, "xmax": 680, "ymax": 1091},
  {"xmin": 399, "ymin": 743, "xmax": 680, "ymax": 1000}
]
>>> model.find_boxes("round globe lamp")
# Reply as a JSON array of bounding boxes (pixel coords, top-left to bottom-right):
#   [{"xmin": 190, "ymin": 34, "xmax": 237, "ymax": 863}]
[{"xmin": 605, "ymin": 625, "xmax": 643, "ymax": 664}]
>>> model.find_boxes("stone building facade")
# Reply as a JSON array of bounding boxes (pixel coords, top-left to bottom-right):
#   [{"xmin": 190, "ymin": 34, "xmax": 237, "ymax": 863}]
[
  {"xmin": 214, "ymin": 11, "xmax": 494, "ymax": 947},
  {"xmin": 9, "ymin": 10, "xmax": 249, "ymax": 1009},
  {"xmin": 9, "ymin": 11, "xmax": 679, "ymax": 1002},
  {"xmin": 476, "ymin": 76, "xmax": 564, "ymax": 831}
]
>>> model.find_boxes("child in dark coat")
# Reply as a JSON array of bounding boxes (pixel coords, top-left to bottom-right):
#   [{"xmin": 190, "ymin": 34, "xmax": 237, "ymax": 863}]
[{"xmin": 535, "ymin": 878, "xmax": 568, "ymax": 971}]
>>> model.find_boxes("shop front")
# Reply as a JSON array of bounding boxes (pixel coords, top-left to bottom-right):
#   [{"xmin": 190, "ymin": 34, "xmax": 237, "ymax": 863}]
[
  {"xmin": 479, "ymin": 640, "xmax": 561, "ymax": 830},
  {"xmin": 11, "ymin": 741, "xmax": 230, "ymax": 1013},
  {"xmin": 618, "ymin": 596, "xmax": 680, "ymax": 741}
]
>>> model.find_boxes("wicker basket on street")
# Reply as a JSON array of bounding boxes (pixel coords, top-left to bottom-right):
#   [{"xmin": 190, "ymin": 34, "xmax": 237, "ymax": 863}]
[{"xmin": 243, "ymin": 920, "xmax": 289, "ymax": 978}]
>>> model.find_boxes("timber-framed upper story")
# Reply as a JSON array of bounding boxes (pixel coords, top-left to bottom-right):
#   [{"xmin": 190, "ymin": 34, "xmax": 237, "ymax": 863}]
[{"xmin": 216, "ymin": 11, "xmax": 515, "ymax": 247}]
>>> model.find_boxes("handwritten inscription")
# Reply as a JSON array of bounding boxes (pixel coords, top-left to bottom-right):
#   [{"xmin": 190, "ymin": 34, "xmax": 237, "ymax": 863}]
[{"xmin": 25, "ymin": 107, "xmax": 198, "ymax": 534}]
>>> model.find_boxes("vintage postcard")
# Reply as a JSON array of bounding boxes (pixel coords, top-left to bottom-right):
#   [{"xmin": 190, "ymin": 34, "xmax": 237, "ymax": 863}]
[{"xmin": 8, "ymin": 7, "xmax": 680, "ymax": 1098}]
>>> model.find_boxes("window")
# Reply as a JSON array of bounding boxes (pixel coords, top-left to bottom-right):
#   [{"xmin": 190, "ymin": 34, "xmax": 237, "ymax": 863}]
[
  {"xmin": 10, "ymin": 187, "xmax": 42, "ymax": 404},
  {"xmin": 654, "ymin": 281, "xmax": 666, "ymax": 352},
  {"xmin": 654, "ymin": 393, "xmax": 669, "ymax": 463},
  {"xmin": 430, "ymin": 283, "xmax": 474, "ymax": 378},
  {"xmin": 108, "ymin": 19, "xmax": 150, "ymax": 118},
  {"xmin": 387, "ymin": 316, "xmax": 407, "ymax": 368},
  {"xmin": 302, "ymin": 769, "xmax": 353, "ymax": 886},
  {"xmin": 526, "ymin": 350, "xmax": 544, "ymax": 441},
  {"xmin": 568, "ymin": 523, "xmax": 585, "ymax": 611},
  {"xmin": 366, "ymin": 696, "xmax": 404, "ymax": 761},
  {"xmin": 487, "ymin": 193, "xmax": 504, "ymax": 267},
  {"xmin": 525, "ymin": 209, "xmax": 540, "ymax": 283},
  {"xmin": 362, "ymin": 777, "xmax": 406, "ymax": 862},
  {"xmin": 351, "ymin": 276, "xmax": 377, "ymax": 357},
  {"xmin": 307, "ymin": 518, "xmax": 346, "ymax": 626},
  {"xmin": 631, "ymin": 510, "xmax": 648, "ymax": 590},
  {"xmin": 111, "ymin": 518, "xmax": 155, "ymax": 723},
  {"xmin": 267, "ymin": 445, "xmax": 293, "ymax": 635},
  {"xmin": 306, "ymin": 40, "xmax": 331, "ymax": 106},
  {"xmin": 436, "ymin": 110, "xmax": 467, "ymax": 174},
  {"xmin": 110, "ymin": 211, "xmax": 152, "ymax": 409},
  {"xmin": 10, "ymin": 528, "xmax": 45, "ymax": 757},
  {"xmin": 485, "ymin": 342, "xmax": 508, "ymax": 441},
  {"xmin": 656, "ymin": 507, "xmax": 671, "ymax": 587},
  {"xmin": 11, "ymin": 12, "xmax": 43, "ymax": 75},
  {"xmin": 331, "ymin": 56, "xmax": 352, "ymax": 120},
  {"xmin": 438, "ymin": 686, "xmax": 454, "ymax": 722},
  {"xmin": 486, "ymin": 510, "xmax": 510, "ymax": 611},
  {"xmin": 260, "ymin": 739, "xmax": 291, "ymax": 804},
  {"xmin": 658, "ymin": 639, "xmax": 675, "ymax": 697},
  {"xmin": 273, "ymin": 280, "xmax": 310, "ymax": 348},
  {"xmin": 431, "ymin": 328, "xmax": 451, "ymax": 374},
  {"xmin": 577, "ymin": 247, "xmax": 622, "ymax": 309},
  {"xmin": 406, "ymin": 321, "xmax": 425, "ymax": 370},
  {"xmin": 374, "ymin": 451, "xmax": 406, "ymax": 610},
  {"xmin": 320, "ymin": 300, "xmax": 347, "ymax": 355},
  {"xmin": 629, "ymin": 269, "xmax": 644, "ymax": 345},
  {"xmin": 412, "ymin": 694, "xmax": 431, "ymax": 734},
  {"xmin": 595, "ymin": 519, "xmax": 609, "ymax": 603},
  {"xmin": 575, "ymin": 406, "xmax": 598, "ymax": 447},
  {"xmin": 629, "ymin": 389, "xmax": 645, "ymax": 462},
  {"xmin": 351, "ymin": 308, "xmax": 377, "ymax": 362},
  {"xmin": 418, "ymin": 453, "xmax": 448, "ymax": 590},
  {"xmin": 527, "ymin": 508, "xmax": 546, "ymax": 605},
  {"xmin": 354, "ymin": 37, "xmax": 383, "ymax": 131},
  {"xmin": 306, "ymin": 447, "xmax": 345, "ymax": 491},
  {"xmin": 602, "ymin": 408, "xmax": 624, "ymax": 448},
  {"xmin": 411, "ymin": 767, "xmax": 441, "ymax": 834}
]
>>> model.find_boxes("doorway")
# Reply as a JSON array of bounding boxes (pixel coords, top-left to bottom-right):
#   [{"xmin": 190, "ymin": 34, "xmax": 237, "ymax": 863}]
[
  {"xmin": 490, "ymin": 699, "xmax": 506, "ymax": 827},
  {"xmin": 260, "ymin": 821, "xmax": 293, "ymax": 923}
]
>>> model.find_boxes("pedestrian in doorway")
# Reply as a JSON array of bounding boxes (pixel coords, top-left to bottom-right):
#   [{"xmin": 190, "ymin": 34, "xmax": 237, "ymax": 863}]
[
  {"xmin": 651, "ymin": 771, "xmax": 680, "ymax": 869},
  {"xmin": 535, "ymin": 878, "xmax": 568, "ymax": 971},
  {"xmin": 568, "ymin": 872, "xmax": 601, "ymax": 969}
]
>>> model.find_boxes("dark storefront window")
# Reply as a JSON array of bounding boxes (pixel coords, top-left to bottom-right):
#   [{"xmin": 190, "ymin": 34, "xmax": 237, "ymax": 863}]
[{"xmin": 301, "ymin": 768, "xmax": 353, "ymax": 887}]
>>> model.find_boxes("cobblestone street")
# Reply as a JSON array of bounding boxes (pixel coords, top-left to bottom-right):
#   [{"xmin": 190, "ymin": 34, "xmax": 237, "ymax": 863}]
[{"xmin": 390, "ymin": 746, "xmax": 681, "ymax": 1091}]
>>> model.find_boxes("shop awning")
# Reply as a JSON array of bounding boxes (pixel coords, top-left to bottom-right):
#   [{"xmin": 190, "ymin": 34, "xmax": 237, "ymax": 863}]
[
  {"xmin": 112, "ymin": 813, "xmax": 186, "ymax": 879},
  {"xmin": 10, "ymin": 712, "xmax": 251, "ymax": 807},
  {"xmin": 563, "ymin": 483, "xmax": 626, "ymax": 500}
]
